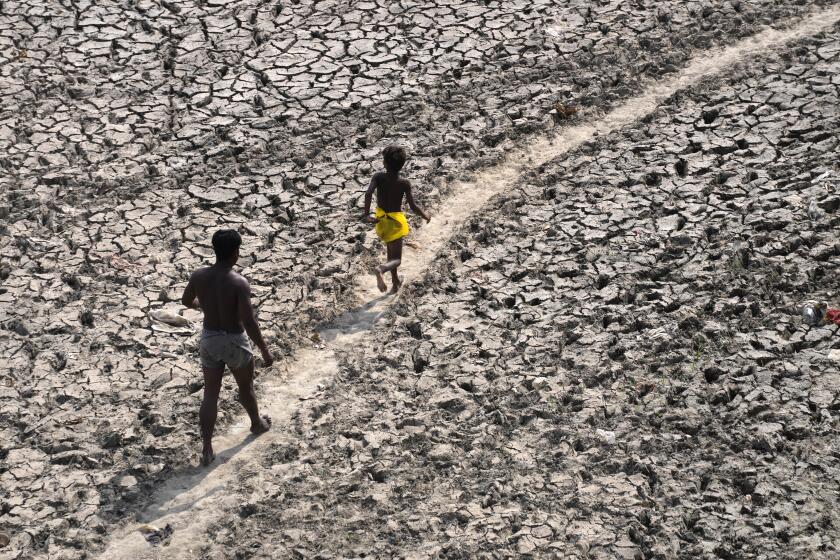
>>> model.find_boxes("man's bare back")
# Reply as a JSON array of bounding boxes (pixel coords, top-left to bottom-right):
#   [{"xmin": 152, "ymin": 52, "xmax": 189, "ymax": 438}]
[{"xmin": 189, "ymin": 266, "xmax": 248, "ymax": 333}]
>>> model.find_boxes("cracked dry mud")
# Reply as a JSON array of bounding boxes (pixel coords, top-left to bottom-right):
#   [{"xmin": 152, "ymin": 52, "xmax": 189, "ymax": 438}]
[
  {"xmin": 198, "ymin": 26, "xmax": 840, "ymax": 560},
  {"xmin": 1, "ymin": 1, "xmax": 839, "ymax": 559}
]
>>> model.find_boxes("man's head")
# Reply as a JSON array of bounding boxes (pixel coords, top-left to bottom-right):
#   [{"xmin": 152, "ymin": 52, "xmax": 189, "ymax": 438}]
[
  {"xmin": 383, "ymin": 145, "xmax": 407, "ymax": 173},
  {"xmin": 212, "ymin": 229, "xmax": 241, "ymax": 263}
]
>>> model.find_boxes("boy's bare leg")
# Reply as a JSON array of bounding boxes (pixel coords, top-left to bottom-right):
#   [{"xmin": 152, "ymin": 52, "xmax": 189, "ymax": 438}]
[
  {"xmin": 389, "ymin": 268, "xmax": 401, "ymax": 294},
  {"xmin": 200, "ymin": 366, "xmax": 224, "ymax": 466},
  {"xmin": 373, "ymin": 266, "xmax": 387, "ymax": 293},
  {"xmin": 384, "ymin": 239, "xmax": 403, "ymax": 293},
  {"xmin": 231, "ymin": 359, "xmax": 271, "ymax": 435}
]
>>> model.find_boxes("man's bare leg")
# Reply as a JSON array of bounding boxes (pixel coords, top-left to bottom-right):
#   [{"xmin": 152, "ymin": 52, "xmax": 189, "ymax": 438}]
[
  {"xmin": 200, "ymin": 366, "xmax": 224, "ymax": 466},
  {"xmin": 231, "ymin": 359, "xmax": 270, "ymax": 435}
]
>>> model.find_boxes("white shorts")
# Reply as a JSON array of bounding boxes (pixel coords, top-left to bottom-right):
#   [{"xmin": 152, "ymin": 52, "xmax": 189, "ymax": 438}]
[{"xmin": 199, "ymin": 330, "xmax": 253, "ymax": 370}]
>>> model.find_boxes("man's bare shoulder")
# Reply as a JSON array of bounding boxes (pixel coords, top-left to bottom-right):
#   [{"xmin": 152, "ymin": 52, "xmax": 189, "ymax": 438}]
[
  {"xmin": 190, "ymin": 266, "xmax": 212, "ymax": 281},
  {"xmin": 227, "ymin": 270, "xmax": 250, "ymax": 292}
]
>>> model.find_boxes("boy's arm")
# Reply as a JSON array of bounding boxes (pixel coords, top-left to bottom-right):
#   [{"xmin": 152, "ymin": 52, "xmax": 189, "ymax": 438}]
[
  {"xmin": 362, "ymin": 175, "xmax": 377, "ymax": 221},
  {"xmin": 237, "ymin": 278, "xmax": 273, "ymax": 367},
  {"xmin": 405, "ymin": 182, "xmax": 431, "ymax": 223},
  {"xmin": 181, "ymin": 272, "xmax": 199, "ymax": 309}
]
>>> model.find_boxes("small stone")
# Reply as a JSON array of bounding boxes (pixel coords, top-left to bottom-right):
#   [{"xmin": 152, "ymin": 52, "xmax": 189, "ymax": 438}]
[{"xmin": 119, "ymin": 475, "xmax": 138, "ymax": 488}]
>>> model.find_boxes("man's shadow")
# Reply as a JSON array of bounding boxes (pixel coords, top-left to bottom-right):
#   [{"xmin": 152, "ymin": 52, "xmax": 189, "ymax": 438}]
[{"xmin": 132, "ymin": 430, "xmax": 263, "ymax": 522}]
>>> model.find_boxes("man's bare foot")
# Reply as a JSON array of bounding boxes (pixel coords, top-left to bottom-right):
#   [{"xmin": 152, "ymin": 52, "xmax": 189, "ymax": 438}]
[
  {"xmin": 373, "ymin": 268, "xmax": 387, "ymax": 293},
  {"xmin": 388, "ymin": 281, "xmax": 402, "ymax": 294},
  {"xmin": 200, "ymin": 447, "xmax": 216, "ymax": 467},
  {"xmin": 251, "ymin": 415, "xmax": 271, "ymax": 435}
]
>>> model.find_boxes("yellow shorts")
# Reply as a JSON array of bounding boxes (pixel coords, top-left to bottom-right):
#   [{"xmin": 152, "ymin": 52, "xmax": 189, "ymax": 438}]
[{"xmin": 374, "ymin": 208, "xmax": 409, "ymax": 243}]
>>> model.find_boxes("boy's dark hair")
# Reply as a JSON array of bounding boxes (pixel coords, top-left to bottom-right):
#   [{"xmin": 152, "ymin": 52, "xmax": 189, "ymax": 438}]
[
  {"xmin": 212, "ymin": 229, "xmax": 242, "ymax": 260},
  {"xmin": 383, "ymin": 145, "xmax": 407, "ymax": 173}
]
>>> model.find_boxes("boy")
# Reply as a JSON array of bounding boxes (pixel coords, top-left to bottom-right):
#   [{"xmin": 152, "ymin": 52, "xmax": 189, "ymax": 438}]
[
  {"xmin": 181, "ymin": 229, "xmax": 273, "ymax": 466},
  {"xmin": 363, "ymin": 145, "xmax": 431, "ymax": 293}
]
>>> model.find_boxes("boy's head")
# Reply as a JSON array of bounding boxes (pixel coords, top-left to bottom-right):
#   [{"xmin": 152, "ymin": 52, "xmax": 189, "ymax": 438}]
[
  {"xmin": 383, "ymin": 145, "xmax": 407, "ymax": 173},
  {"xmin": 212, "ymin": 229, "xmax": 241, "ymax": 263}
]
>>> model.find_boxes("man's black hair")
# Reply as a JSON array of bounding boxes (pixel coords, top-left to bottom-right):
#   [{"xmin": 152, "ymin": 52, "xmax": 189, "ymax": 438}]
[
  {"xmin": 383, "ymin": 145, "xmax": 407, "ymax": 173},
  {"xmin": 212, "ymin": 229, "xmax": 242, "ymax": 260}
]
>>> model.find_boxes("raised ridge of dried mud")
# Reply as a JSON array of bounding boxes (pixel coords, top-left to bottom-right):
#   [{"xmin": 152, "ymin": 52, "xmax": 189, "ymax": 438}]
[
  {"xmin": 205, "ymin": 26, "xmax": 840, "ymax": 559},
  {"xmin": 1, "ymin": 1, "xmax": 838, "ymax": 558}
]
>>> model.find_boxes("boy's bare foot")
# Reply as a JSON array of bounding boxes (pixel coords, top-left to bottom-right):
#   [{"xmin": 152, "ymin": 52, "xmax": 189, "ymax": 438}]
[
  {"xmin": 200, "ymin": 447, "xmax": 216, "ymax": 467},
  {"xmin": 251, "ymin": 415, "xmax": 271, "ymax": 435},
  {"xmin": 389, "ymin": 281, "xmax": 402, "ymax": 294},
  {"xmin": 373, "ymin": 268, "xmax": 387, "ymax": 293}
]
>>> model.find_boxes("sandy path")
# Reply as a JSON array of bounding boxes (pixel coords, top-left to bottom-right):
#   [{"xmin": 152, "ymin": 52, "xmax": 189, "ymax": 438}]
[{"xmin": 97, "ymin": 5, "xmax": 840, "ymax": 557}]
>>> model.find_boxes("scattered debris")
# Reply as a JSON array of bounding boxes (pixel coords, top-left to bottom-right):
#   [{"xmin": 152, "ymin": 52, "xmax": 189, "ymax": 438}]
[
  {"xmin": 149, "ymin": 309, "xmax": 194, "ymax": 334},
  {"xmin": 138, "ymin": 523, "xmax": 173, "ymax": 546},
  {"xmin": 802, "ymin": 303, "xmax": 840, "ymax": 327},
  {"xmin": 149, "ymin": 309, "xmax": 192, "ymax": 328},
  {"xmin": 807, "ymin": 198, "xmax": 824, "ymax": 221},
  {"xmin": 554, "ymin": 101, "xmax": 579, "ymax": 120},
  {"xmin": 802, "ymin": 303, "xmax": 827, "ymax": 326},
  {"xmin": 596, "ymin": 429, "xmax": 617, "ymax": 445}
]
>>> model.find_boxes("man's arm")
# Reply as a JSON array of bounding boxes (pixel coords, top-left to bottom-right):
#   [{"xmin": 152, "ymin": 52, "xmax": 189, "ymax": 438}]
[
  {"xmin": 181, "ymin": 273, "xmax": 199, "ymax": 309},
  {"xmin": 237, "ymin": 278, "xmax": 273, "ymax": 367},
  {"xmin": 362, "ymin": 174, "xmax": 377, "ymax": 222},
  {"xmin": 405, "ymin": 182, "xmax": 431, "ymax": 222}
]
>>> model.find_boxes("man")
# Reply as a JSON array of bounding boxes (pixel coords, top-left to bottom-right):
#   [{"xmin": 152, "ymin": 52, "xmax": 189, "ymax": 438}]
[{"xmin": 181, "ymin": 229, "xmax": 272, "ymax": 466}]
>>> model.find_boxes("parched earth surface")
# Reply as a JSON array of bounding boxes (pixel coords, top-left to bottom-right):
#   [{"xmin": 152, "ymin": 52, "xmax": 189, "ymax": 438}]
[
  {"xmin": 1, "ymin": 1, "xmax": 839, "ymax": 559},
  {"xmin": 207, "ymin": 26, "xmax": 840, "ymax": 560}
]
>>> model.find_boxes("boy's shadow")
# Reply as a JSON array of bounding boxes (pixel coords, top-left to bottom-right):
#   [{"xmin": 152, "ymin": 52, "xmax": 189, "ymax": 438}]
[{"xmin": 318, "ymin": 292, "xmax": 394, "ymax": 342}]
